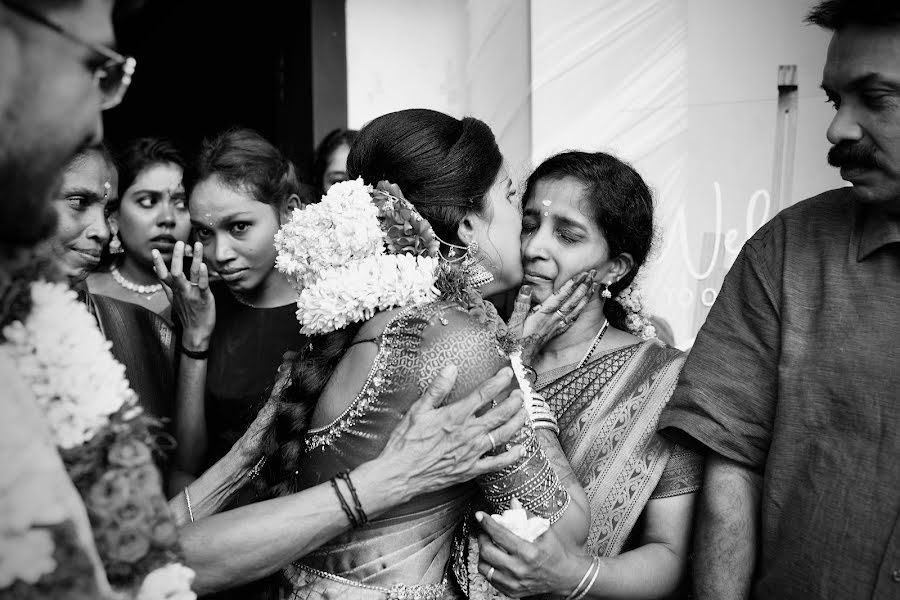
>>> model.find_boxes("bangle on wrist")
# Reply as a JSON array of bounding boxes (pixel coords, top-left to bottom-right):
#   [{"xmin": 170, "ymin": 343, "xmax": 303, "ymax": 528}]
[
  {"xmin": 183, "ymin": 486, "xmax": 194, "ymax": 523},
  {"xmin": 331, "ymin": 470, "xmax": 368, "ymax": 527},
  {"xmin": 566, "ymin": 556, "xmax": 601, "ymax": 600},
  {"xmin": 337, "ymin": 470, "xmax": 368, "ymax": 526},
  {"xmin": 180, "ymin": 343, "xmax": 209, "ymax": 360}
]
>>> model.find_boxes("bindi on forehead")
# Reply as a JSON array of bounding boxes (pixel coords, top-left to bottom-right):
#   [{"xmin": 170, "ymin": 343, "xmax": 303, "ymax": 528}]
[{"xmin": 541, "ymin": 199, "xmax": 552, "ymax": 216}]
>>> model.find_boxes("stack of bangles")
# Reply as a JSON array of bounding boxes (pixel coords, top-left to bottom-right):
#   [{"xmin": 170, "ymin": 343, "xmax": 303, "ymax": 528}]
[
  {"xmin": 529, "ymin": 393, "xmax": 559, "ymax": 435},
  {"xmin": 566, "ymin": 556, "xmax": 602, "ymax": 600},
  {"xmin": 331, "ymin": 470, "xmax": 368, "ymax": 528},
  {"xmin": 518, "ymin": 364, "xmax": 560, "ymax": 435}
]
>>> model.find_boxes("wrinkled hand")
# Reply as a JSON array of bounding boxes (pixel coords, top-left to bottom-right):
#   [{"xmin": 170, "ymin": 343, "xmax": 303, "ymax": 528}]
[
  {"xmin": 152, "ymin": 241, "xmax": 215, "ymax": 350},
  {"xmin": 508, "ymin": 271, "xmax": 597, "ymax": 364},
  {"xmin": 477, "ymin": 510, "xmax": 592, "ymax": 598},
  {"xmin": 380, "ymin": 365, "xmax": 528, "ymax": 500}
]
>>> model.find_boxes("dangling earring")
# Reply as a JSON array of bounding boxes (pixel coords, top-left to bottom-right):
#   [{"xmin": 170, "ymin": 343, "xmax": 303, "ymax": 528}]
[
  {"xmin": 109, "ymin": 232, "xmax": 124, "ymax": 254},
  {"xmin": 601, "ymin": 283, "xmax": 612, "ymax": 299},
  {"xmin": 462, "ymin": 240, "xmax": 495, "ymax": 289}
]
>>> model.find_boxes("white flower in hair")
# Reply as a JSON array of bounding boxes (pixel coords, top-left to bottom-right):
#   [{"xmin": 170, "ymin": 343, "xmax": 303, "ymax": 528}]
[
  {"xmin": 295, "ymin": 255, "xmax": 439, "ymax": 335},
  {"xmin": 275, "ymin": 177, "xmax": 442, "ymax": 334},
  {"xmin": 615, "ymin": 284, "xmax": 657, "ymax": 340},
  {"xmin": 274, "ymin": 178, "xmax": 385, "ymax": 291}
]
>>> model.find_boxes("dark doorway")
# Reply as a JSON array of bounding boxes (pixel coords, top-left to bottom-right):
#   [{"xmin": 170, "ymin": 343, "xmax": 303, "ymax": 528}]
[{"xmin": 107, "ymin": 0, "xmax": 347, "ymax": 180}]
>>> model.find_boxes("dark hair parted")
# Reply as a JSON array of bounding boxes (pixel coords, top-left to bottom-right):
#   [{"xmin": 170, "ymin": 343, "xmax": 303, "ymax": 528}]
[
  {"xmin": 116, "ymin": 137, "xmax": 185, "ymax": 197},
  {"xmin": 185, "ymin": 128, "xmax": 300, "ymax": 208},
  {"xmin": 805, "ymin": 0, "xmax": 900, "ymax": 30},
  {"xmin": 311, "ymin": 128, "xmax": 358, "ymax": 194},
  {"xmin": 347, "ymin": 108, "xmax": 503, "ymax": 243},
  {"xmin": 523, "ymin": 151, "xmax": 654, "ymax": 331}
]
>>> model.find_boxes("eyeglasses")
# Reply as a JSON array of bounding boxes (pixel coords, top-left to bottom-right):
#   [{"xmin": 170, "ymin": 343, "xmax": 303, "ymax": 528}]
[{"xmin": 2, "ymin": 0, "xmax": 136, "ymax": 110}]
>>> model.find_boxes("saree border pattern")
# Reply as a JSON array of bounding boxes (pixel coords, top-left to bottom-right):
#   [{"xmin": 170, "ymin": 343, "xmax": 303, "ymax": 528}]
[{"xmin": 538, "ymin": 341, "xmax": 686, "ymax": 556}]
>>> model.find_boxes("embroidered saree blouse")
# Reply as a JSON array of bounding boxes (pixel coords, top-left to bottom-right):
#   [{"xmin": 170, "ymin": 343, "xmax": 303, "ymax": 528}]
[{"xmin": 291, "ymin": 300, "xmax": 567, "ymax": 593}]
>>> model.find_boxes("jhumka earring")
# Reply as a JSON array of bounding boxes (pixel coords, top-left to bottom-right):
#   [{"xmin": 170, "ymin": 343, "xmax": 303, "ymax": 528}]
[
  {"xmin": 109, "ymin": 233, "xmax": 124, "ymax": 254},
  {"xmin": 462, "ymin": 240, "xmax": 495, "ymax": 289},
  {"xmin": 435, "ymin": 234, "xmax": 495, "ymax": 289},
  {"xmin": 601, "ymin": 283, "xmax": 612, "ymax": 299}
]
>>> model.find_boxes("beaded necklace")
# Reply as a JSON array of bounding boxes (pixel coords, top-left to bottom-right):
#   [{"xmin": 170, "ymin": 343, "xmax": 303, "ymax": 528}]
[
  {"xmin": 110, "ymin": 265, "xmax": 162, "ymax": 298},
  {"xmin": 576, "ymin": 319, "xmax": 609, "ymax": 369}
]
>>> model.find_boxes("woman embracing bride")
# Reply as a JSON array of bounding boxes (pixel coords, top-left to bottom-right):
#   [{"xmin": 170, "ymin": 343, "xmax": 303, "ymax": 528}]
[{"xmin": 257, "ymin": 108, "xmax": 594, "ymax": 598}]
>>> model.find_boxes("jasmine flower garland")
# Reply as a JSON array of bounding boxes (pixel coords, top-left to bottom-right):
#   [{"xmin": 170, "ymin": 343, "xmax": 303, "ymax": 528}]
[
  {"xmin": 1, "ymin": 281, "xmax": 195, "ymax": 599},
  {"xmin": 274, "ymin": 178, "xmax": 441, "ymax": 335}
]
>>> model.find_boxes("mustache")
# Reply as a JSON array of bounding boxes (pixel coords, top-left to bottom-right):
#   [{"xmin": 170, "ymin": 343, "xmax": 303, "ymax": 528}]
[{"xmin": 827, "ymin": 141, "xmax": 882, "ymax": 170}]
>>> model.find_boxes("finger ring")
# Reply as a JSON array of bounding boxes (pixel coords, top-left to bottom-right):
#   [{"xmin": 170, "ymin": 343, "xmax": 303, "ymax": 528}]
[
  {"xmin": 487, "ymin": 431, "xmax": 497, "ymax": 452},
  {"xmin": 486, "ymin": 566, "xmax": 495, "ymax": 583},
  {"xmin": 188, "ymin": 281, "xmax": 199, "ymax": 287},
  {"xmin": 555, "ymin": 309, "xmax": 570, "ymax": 324}
]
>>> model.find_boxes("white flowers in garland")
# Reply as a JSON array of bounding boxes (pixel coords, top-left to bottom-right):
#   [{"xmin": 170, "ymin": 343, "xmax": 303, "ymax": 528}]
[
  {"xmin": 3, "ymin": 282, "xmax": 136, "ymax": 449},
  {"xmin": 275, "ymin": 178, "xmax": 440, "ymax": 335},
  {"xmin": 274, "ymin": 180, "xmax": 385, "ymax": 291},
  {"xmin": 295, "ymin": 254, "xmax": 439, "ymax": 335},
  {"xmin": 1, "ymin": 281, "xmax": 196, "ymax": 599}
]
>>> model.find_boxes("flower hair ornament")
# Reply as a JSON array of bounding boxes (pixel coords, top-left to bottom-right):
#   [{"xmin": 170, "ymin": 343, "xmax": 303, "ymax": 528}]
[
  {"xmin": 615, "ymin": 284, "xmax": 657, "ymax": 340},
  {"xmin": 274, "ymin": 178, "xmax": 443, "ymax": 335}
]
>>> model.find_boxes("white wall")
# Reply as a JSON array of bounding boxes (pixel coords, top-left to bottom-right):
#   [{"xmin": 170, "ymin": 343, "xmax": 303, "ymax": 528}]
[{"xmin": 345, "ymin": 0, "xmax": 532, "ymax": 175}]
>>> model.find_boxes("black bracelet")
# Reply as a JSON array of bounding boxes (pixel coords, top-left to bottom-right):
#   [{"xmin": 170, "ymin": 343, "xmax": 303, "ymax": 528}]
[
  {"xmin": 337, "ymin": 470, "xmax": 368, "ymax": 526},
  {"xmin": 180, "ymin": 344, "xmax": 209, "ymax": 360},
  {"xmin": 331, "ymin": 477, "xmax": 358, "ymax": 528}
]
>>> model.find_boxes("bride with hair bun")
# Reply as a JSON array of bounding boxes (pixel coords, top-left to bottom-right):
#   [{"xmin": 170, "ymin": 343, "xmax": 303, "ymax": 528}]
[{"xmin": 257, "ymin": 108, "xmax": 593, "ymax": 598}]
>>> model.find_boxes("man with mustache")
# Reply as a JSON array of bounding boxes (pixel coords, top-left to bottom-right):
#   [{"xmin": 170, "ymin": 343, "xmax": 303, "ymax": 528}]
[{"xmin": 660, "ymin": 1, "xmax": 900, "ymax": 599}]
